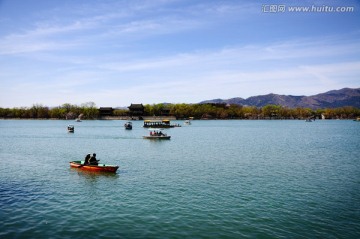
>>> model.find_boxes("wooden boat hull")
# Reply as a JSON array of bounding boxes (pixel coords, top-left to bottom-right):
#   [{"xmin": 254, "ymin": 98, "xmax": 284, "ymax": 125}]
[
  {"xmin": 69, "ymin": 161, "xmax": 119, "ymax": 173},
  {"xmin": 143, "ymin": 136, "xmax": 171, "ymax": 140}
]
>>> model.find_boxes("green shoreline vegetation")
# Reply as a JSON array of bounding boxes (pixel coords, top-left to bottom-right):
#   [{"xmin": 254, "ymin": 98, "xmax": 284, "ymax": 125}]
[{"xmin": 1, "ymin": 102, "xmax": 359, "ymax": 120}]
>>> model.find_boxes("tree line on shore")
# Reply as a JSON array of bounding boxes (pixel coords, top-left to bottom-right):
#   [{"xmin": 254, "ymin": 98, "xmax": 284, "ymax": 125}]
[{"xmin": 1, "ymin": 102, "xmax": 359, "ymax": 120}]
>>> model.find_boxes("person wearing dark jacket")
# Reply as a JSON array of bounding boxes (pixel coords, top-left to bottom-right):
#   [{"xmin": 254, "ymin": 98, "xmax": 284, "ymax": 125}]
[
  {"xmin": 84, "ymin": 154, "xmax": 91, "ymax": 165},
  {"xmin": 89, "ymin": 153, "xmax": 98, "ymax": 165}
]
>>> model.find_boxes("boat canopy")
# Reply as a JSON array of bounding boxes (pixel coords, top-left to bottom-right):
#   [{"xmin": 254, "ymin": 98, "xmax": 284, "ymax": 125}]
[{"xmin": 143, "ymin": 119, "xmax": 176, "ymax": 128}]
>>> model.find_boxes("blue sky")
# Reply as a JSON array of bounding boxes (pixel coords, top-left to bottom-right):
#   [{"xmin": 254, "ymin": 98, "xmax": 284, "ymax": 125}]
[{"xmin": 0, "ymin": 0, "xmax": 359, "ymax": 108}]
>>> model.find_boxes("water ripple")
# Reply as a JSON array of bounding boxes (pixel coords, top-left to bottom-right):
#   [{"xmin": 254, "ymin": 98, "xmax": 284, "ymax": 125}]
[{"xmin": 1, "ymin": 120, "xmax": 360, "ymax": 238}]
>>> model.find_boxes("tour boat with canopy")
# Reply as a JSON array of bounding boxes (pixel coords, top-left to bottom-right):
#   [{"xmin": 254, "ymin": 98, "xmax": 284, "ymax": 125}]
[{"xmin": 143, "ymin": 119, "xmax": 181, "ymax": 128}]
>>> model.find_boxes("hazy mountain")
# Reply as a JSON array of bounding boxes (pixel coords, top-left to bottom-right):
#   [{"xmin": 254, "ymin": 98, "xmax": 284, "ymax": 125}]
[{"xmin": 200, "ymin": 88, "xmax": 360, "ymax": 109}]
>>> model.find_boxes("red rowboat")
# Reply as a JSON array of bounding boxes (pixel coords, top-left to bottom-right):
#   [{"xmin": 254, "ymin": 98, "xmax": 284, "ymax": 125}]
[{"xmin": 69, "ymin": 161, "xmax": 119, "ymax": 173}]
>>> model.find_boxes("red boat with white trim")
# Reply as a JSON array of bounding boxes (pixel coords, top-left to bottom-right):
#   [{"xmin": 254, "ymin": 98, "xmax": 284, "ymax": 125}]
[{"xmin": 69, "ymin": 161, "xmax": 119, "ymax": 173}]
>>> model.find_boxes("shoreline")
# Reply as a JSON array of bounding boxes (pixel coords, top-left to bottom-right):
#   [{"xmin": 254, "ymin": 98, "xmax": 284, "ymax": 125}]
[{"xmin": 0, "ymin": 117, "xmax": 358, "ymax": 121}]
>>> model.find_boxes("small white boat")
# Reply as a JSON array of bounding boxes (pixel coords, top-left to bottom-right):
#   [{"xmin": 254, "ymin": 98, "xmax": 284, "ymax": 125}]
[
  {"xmin": 75, "ymin": 118, "xmax": 81, "ymax": 122},
  {"xmin": 143, "ymin": 129, "xmax": 171, "ymax": 140},
  {"xmin": 67, "ymin": 125, "xmax": 74, "ymax": 132},
  {"xmin": 124, "ymin": 122, "xmax": 132, "ymax": 130},
  {"xmin": 184, "ymin": 120, "xmax": 191, "ymax": 125}
]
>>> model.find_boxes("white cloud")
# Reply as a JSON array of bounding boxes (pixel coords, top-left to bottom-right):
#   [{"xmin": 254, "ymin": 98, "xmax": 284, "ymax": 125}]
[
  {"xmin": 98, "ymin": 36, "xmax": 360, "ymax": 76},
  {"xmin": 3, "ymin": 35, "xmax": 359, "ymax": 107},
  {"xmin": 0, "ymin": 0, "xmax": 256, "ymax": 56},
  {"xmin": 0, "ymin": 23, "xmax": 87, "ymax": 54}
]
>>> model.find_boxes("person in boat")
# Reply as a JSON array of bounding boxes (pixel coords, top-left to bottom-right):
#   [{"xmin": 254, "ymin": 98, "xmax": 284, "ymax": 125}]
[
  {"xmin": 84, "ymin": 154, "xmax": 91, "ymax": 165},
  {"xmin": 89, "ymin": 153, "xmax": 98, "ymax": 165}
]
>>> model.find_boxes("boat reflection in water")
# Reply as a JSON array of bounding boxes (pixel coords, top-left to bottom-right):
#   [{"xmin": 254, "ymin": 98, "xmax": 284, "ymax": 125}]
[{"xmin": 69, "ymin": 167, "xmax": 120, "ymax": 179}]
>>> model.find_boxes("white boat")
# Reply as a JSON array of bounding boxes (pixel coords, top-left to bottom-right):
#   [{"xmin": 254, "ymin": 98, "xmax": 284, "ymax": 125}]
[
  {"xmin": 67, "ymin": 125, "xmax": 74, "ymax": 132},
  {"xmin": 143, "ymin": 129, "xmax": 171, "ymax": 140},
  {"xmin": 124, "ymin": 122, "xmax": 132, "ymax": 130},
  {"xmin": 184, "ymin": 120, "xmax": 191, "ymax": 125}
]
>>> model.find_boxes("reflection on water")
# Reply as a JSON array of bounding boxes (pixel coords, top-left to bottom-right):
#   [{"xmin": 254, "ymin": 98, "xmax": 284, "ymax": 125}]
[
  {"xmin": 0, "ymin": 120, "xmax": 359, "ymax": 238},
  {"xmin": 69, "ymin": 168, "xmax": 120, "ymax": 180}
]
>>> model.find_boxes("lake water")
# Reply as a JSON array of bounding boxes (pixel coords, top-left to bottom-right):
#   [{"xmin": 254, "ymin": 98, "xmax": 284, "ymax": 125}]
[{"xmin": 0, "ymin": 119, "xmax": 359, "ymax": 238}]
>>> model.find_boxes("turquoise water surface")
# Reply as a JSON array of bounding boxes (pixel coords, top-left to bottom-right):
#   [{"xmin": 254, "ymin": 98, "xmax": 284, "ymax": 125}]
[{"xmin": 1, "ymin": 120, "xmax": 359, "ymax": 238}]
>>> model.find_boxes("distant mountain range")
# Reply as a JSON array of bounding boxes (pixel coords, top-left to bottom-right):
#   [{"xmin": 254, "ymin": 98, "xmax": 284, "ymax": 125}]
[{"xmin": 200, "ymin": 88, "xmax": 360, "ymax": 109}]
